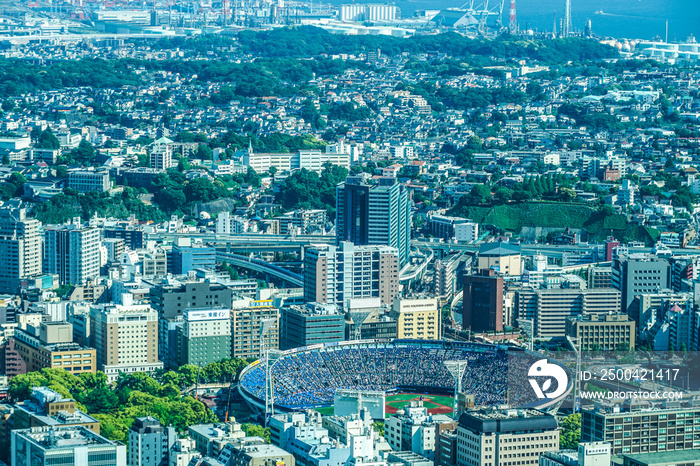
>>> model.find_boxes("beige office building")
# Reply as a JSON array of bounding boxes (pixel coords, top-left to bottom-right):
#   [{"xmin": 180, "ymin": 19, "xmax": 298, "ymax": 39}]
[
  {"xmin": 566, "ymin": 314, "xmax": 635, "ymax": 351},
  {"xmin": 13, "ymin": 322, "xmax": 96, "ymax": 375},
  {"xmin": 90, "ymin": 301, "xmax": 162, "ymax": 382},
  {"xmin": 390, "ymin": 297, "xmax": 440, "ymax": 340}
]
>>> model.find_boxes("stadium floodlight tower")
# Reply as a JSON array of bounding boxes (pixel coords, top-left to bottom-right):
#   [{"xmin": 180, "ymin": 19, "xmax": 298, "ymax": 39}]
[
  {"xmin": 566, "ymin": 336, "xmax": 582, "ymax": 413},
  {"xmin": 348, "ymin": 309, "xmax": 374, "ymax": 341},
  {"xmin": 259, "ymin": 317, "xmax": 277, "ymax": 358},
  {"xmin": 264, "ymin": 349, "xmax": 283, "ymax": 426},
  {"xmin": 444, "ymin": 360, "xmax": 468, "ymax": 419},
  {"xmin": 517, "ymin": 318, "xmax": 534, "ymax": 351},
  {"xmin": 347, "ymin": 299, "xmax": 380, "ymax": 340}
]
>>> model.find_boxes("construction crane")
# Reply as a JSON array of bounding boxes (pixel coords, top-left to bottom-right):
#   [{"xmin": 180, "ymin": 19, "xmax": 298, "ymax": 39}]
[
  {"xmin": 223, "ymin": 370, "xmax": 236, "ymax": 422},
  {"xmin": 458, "ymin": 0, "xmax": 505, "ymax": 36},
  {"xmin": 193, "ymin": 364, "xmax": 202, "ymax": 400}
]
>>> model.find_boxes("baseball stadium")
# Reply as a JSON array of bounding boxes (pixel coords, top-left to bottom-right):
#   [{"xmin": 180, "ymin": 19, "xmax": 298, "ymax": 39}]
[{"xmin": 237, "ymin": 339, "xmax": 572, "ymax": 416}]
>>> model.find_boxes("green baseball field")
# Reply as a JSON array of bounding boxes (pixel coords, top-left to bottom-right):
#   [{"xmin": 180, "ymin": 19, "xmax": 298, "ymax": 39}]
[
  {"xmin": 314, "ymin": 393, "xmax": 454, "ymax": 418},
  {"xmin": 384, "ymin": 393, "xmax": 454, "ymax": 418}
]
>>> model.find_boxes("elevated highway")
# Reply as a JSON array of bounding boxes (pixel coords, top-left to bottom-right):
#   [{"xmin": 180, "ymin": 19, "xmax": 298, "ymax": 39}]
[
  {"xmin": 148, "ymin": 232, "xmax": 700, "ymax": 259},
  {"xmin": 216, "ymin": 251, "xmax": 303, "ymax": 287},
  {"xmin": 399, "ymin": 247, "xmax": 434, "ymax": 286},
  {"xmin": 412, "ymin": 240, "xmax": 700, "ymax": 258},
  {"xmin": 147, "ymin": 232, "xmax": 335, "ymax": 254}
]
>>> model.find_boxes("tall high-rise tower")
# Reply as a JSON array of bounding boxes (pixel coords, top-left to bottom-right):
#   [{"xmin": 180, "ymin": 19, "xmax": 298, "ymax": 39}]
[
  {"xmin": 43, "ymin": 219, "xmax": 100, "ymax": 286},
  {"xmin": 509, "ymin": 0, "xmax": 517, "ymax": 34},
  {"xmin": 336, "ymin": 176, "xmax": 411, "ymax": 267},
  {"xmin": 564, "ymin": 0, "xmax": 571, "ymax": 37}
]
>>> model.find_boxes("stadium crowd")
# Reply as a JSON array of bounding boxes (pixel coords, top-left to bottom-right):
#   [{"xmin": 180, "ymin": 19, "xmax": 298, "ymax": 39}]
[{"xmin": 239, "ymin": 342, "xmax": 555, "ymax": 409}]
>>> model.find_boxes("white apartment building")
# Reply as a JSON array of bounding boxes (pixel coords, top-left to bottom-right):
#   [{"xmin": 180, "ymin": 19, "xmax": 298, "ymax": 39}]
[
  {"xmin": 128, "ymin": 417, "xmax": 176, "ymax": 466},
  {"xmin": 455, "ymin": 221, "xmax": 479, "ymax": 243},
  {"xmin": 542, "ymin": 152, "xmax": 561, "ymax": 166},
  {"xmin": 688, "ymin": 174, "xmax": 700, "ymax": 194},
  {"xmin": 0, "ymin": 200, "xmax": 42, "ymax": 293},
  {"xmin": 11, "ymin": 426, "xmax": 126, "ymax": 466},
  {"xmin": 216, "ymin": 211, "xmax": 249, "ymax": 235},
  {"xmin": 326, "ymin": 139, "xmax": 363, "ymax": 163},
  {"xmin": 243, "ymin": 148, "xmax": 349, "ymax": 174},
  {"xmin": 150, "ymin": 142, "xmax": 175, "ymax": 170},
  {"xmin": 304, "ymin": 242, "xmax": 401, "ymax": 308},
  {"xmin": 386, "ymin": 401, "xmax": 453, "ymax": 461}
]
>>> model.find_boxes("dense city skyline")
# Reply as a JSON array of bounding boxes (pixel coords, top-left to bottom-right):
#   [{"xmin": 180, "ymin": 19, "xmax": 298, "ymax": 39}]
[{"xmin": 0, "ymin": 1, "xmax": 699, "ymax": 466}]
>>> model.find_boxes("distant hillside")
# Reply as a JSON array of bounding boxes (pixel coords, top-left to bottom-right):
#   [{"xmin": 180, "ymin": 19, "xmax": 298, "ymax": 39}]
[{"xmin": 449, "ymin": 201, "xmax": 658, "ymax": 244}]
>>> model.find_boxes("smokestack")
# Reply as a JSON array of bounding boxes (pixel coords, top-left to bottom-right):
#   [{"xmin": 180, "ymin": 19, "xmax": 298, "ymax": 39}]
[{"xmin": 509, "ymin": 0, "xmax": 517, "ymax": 34}]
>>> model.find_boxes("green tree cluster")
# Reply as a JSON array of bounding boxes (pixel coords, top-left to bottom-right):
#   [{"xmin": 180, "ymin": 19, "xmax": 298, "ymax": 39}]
[
  {"xmin": 435, "ymin": 84, "xmax": 527, "ymax": 110},
  {"xmin": 242, "ymin": 423, "xmax": 271, "ymax": 443},
  {"xmin": 220, "ymin": 260, "xmax": 241, "ymax": 280},
  {"xmin": 217, "ymin": 132, "xmax": 326, "ymax": 153},
  {"xmin": 328, "ymin": 102, "xmax": 373, "ymax": 121},
  {"xmin": 234, "ymin": 27, "xmax": 617, "ymax": 63},
  {"xmin": 0, "ymin": 58, "xmax": 143, "ymax": 96},
  {"xmin": 301, "ymin": 99, "xmax": 326, "ymax": 129},
  {"xmin": 558, "ymin": 103, "xmax": 625, "ymax": 131},
  {"xmin": 36, "ymin": 129, "xmax": 60, "ymax": 149},
  {"xmin": 144, "ymin": 57, "xmax": 369, "ymax": 102},
  {"xmin": 0, "ymin": 172, "xmax": 26, "ymax": 200},
  {"xmin": 8, "ymin": 359, "xmax": 249, "ymax": 445},
  {"xmin": 57, "ymin": 139, "xmax": 97, "ymax": 166},
  {"xmin": 559, "ymin": 413, "xmax": 581, "ymax": 449},
  {"xmin": 34, "ymin": 188, "xmax": 166, "ymax": 224},
  {"xmin": 148, "ymin": 169, "xmax": 257, "ymax": 214},
  {"xmin": 275, "ymin": 162, "xmax": 348, "ymax": 217},
  {"xmin": 454, "ymin": 173, "xmax": 574, "ymax": 210},
  {"xmin": 443, "ymin": 138, "xmax": 482, "ymax": 168}
]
